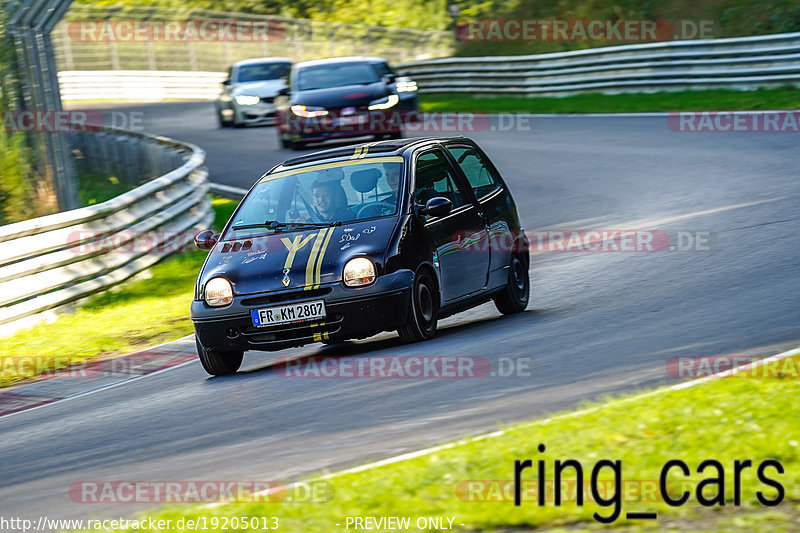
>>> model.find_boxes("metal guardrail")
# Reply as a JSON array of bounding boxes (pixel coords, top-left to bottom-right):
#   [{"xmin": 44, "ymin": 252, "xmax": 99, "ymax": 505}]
[
  {"xmin": 4, "ymin": 0, "xmax": 79, "ymax": 211},
  {"xmin": 397, "ymin": 32, "xmax": 800, "ymax": 95},
  {"xmin": 0, "ymin": 126, "xmax": 213, "ymax": 337}
]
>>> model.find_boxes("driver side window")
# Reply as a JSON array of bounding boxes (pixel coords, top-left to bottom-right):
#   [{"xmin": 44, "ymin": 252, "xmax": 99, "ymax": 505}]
[
  {"xmin": 414, "ymin": 151, "xmax": 467, "ymax": 211},
  {"xmin": 446, "ymin": 146, "xmax": 501, "ymax": 199}
]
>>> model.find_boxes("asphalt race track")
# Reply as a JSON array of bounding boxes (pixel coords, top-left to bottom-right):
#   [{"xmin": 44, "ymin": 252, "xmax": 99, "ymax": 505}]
[{"xmin": 2, "ymin": 101, "xmax": 799, "ymax": 520}]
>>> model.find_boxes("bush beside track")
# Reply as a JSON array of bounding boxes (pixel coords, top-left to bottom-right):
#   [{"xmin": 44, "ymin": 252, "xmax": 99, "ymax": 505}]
[
  {"xmin": 0, "ymin": 197, "xmax": 237, "ymax": 388},
  {"xmin": 100, "ymin": 351, "xmax": 800, "ymax": 532},
  {"xmin": 418, "ymin": 87, "xmax": 800, "ymax": 115}
]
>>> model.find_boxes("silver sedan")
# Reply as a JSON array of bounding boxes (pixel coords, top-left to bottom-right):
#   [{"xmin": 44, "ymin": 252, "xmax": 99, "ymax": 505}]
[{"xmin": 216, "ymin": 57, "xmax": 291, "ymax": 128}]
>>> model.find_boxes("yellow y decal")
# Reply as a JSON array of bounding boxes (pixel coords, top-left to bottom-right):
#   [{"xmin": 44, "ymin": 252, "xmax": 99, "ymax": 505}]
[{"xmin": 281, "ymin": 233, "xmax": 316, "ymax": 270}]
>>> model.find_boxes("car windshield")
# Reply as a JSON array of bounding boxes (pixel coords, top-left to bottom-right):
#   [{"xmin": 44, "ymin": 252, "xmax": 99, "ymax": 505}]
[
  {"xmin": 227, "ymin": 158, "xmax": 403, "ymax": 237},
  {"xmin": 297, "ymin": 63, "xmax": 381, "ymax": 91},
  {"xmin": 236, "ymin": 62, "xmax": 290, "ymax": 82}
]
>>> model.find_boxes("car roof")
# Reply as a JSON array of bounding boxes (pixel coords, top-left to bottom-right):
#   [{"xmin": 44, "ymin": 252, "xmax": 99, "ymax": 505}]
[
  {"xmin": 233, "ymin": 57, "xmax": 292, "ymax": 67},
  {"xmin": 294, "ymin": 56, "xmax": 388, "ymax": 69},
  {"xmin": 275, "ymin": 137, "xmax": 472, "ymax": 169}
]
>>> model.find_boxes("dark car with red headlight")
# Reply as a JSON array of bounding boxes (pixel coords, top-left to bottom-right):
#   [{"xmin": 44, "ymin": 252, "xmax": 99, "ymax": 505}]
[
  {"xmin": 275, "ymin": 56, "xmax": 418, "ymax": 150},
  {"xmin": 191, "ymin": 137, "xmax": 529, "ymax": 376}
]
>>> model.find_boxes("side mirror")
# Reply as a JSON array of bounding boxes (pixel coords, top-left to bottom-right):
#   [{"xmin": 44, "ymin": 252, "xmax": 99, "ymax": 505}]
[
  {"xmin": 222, "ymin": 78, "xmax": 231, "ymax": 86},
  {"xmin": 382, "ymin": 74, "xmax": 397, "ymax": 84},
  {"xmin": 420, "ymin": 197, "xmax": 452, "ymax": 218},
  {"xmin": 194, "ymin": 230, "xmax": 219, "ymax": 251}
]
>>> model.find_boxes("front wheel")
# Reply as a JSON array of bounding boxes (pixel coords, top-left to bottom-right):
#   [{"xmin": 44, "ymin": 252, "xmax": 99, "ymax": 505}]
[
  {"xmin": 398, "ymin": 268, "xmax": 438, "ymax": 343},
  {"xmin": 196, "ymin": 337, "xmax": 243, "ymax": 376},
  {"xmin": 493, "ymin": 253, "xmax": 529, "ymax": 315}
]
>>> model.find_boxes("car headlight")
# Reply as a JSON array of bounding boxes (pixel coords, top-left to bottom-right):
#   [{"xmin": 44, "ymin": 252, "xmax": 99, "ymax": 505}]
[
  {"xmin": 205, "ymin": 277, "xmax": 233, "ymax": 306},
  {"xmin": 291, "ymin": 105, "xmax": 329, "ymax": 117},
  {"xmin": 367, "ymin": 94, "xmax": 399, "ymax": 110},
  {"xmin": 396, "ymin": 81, "xmax": 418, "ymax": 93},
  {"xmin": 234, "ymin": 95, "xmax": 260, "ymax": 106},
  {"xmin": 343, "ymin": 257, "xmax": 376, "ymax": 287}
]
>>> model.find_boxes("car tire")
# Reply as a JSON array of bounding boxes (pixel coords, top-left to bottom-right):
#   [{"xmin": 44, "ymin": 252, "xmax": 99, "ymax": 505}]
[
  {"xmin": 195, "ymin": 337, "xmax": 243, "ymax": 376},
  {"xmin": 493, "ymin": 253, "xmax": 529, "ymax": 315},
  {"xmin": 398, "ymin": 268, "xmax": 438, "ymax": 343},
  {"xmin": 290, "ymin": 140, "xmax": 306, "ymax": 150}
]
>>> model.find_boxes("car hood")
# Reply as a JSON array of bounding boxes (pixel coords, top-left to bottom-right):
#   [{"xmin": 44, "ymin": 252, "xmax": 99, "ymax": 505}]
[
  {"xmin": 200, "ymin": 218, "xmax": 396, "ymax": 296},
  {"xmin": 232, "ymin": 79, "xmax": 286, "ymax": 97},
  {"xmin": 294, "ymin": 82, "xmax": 389, "ymax": 108}
]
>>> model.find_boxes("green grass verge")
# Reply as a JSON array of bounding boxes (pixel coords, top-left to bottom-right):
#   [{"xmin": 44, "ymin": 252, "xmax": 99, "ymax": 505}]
[
  {"xmin": 100, "ymin": 353, "xmax": 800, "ymax": 532},
  {"xmin": 0, "ymin": 196, "xmax": 238, "ymax": 388},
  {"xmin": 419, "ymin": 87, "xmax": 800, "ymax": 114},
  {"xmin": 79, "ymin": 172, "xmax": 142, "ymax": 206}
]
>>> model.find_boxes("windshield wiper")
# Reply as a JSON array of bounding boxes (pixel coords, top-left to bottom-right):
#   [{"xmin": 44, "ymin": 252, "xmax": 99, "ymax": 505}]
[
  {"xmin": 231, "ymin": 220, "xmax": 342, "ymax": 231},
  {"xmin": 277, "ymin": 221, "xmax": 343, "ymax": 229},
  {"xmin": 231, "ymin": 220, "xmax": 282, "ymax": 231}
]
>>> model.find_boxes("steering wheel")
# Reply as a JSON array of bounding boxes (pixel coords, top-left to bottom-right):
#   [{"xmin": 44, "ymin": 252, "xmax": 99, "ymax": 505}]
[{"xmin": 357, "ymin": 201, "xmax": 395, "ymax": 219}]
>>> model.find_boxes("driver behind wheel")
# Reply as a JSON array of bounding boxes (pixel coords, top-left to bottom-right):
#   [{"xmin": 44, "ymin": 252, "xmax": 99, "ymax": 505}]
[{"xmin": 312, "ymin": 170, "xmax": 355, "ymax": 222}]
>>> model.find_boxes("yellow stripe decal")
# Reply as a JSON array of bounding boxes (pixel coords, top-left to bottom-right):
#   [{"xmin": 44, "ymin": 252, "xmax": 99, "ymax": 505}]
[
  {"xmin": 350, "ymin": 146, "xmax": 364, "ymax": 160},
  {"xmin": 304, "ymin": 229, "xmax": 326, "ymax": 289},
  {"xmin": 358, "ymin": 146, "xmax": 370, "ymax": 159},
  {"xmin": 261, "ymin": 156, "xmax": 403, "ymax": 182},
  {"xmin": 314, "ymin": 227, "xmax": 336, "ymax": 288}
]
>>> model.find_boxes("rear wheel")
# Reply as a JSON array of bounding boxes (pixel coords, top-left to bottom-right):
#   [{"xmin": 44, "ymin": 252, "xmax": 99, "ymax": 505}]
[
  {"xmin": 398, "ymin": 268, "xmax": 438, "ymax": 343},
  {"xmin": 195, "ymin": 337, "xmax": 243, "ymax": 376},
  {"xmin": 493, "ymin": 253, "xmax": 529, "ymax": 314}
]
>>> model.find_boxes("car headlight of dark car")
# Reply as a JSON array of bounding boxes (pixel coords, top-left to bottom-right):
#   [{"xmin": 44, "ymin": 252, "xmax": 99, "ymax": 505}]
[
  {"xmin": 367, "ymin": 94, "xmax": 399, "ymax": 110},
  {"xmin": 343, "ymin": 257, "xmax": 376, "ymax": 287},
  {"xmin": 291, "ymin": 105, "xmax": 329, "ymax": 117},
  {"xmin": 205, "ymin": 277, "xmax": 234, "ymax": 306}
]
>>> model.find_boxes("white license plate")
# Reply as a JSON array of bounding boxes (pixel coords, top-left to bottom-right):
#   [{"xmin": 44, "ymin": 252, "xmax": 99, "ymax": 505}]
[
  {"xmin": 336, "ymin": 115, "xmax": 367, "ymax": 126},
  {"xmin": 251, "ymin": 300, "xmax": 326, "ymax": 327}
]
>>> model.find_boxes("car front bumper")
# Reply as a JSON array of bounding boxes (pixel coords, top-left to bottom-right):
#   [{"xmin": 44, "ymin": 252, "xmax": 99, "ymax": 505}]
[{"xmin": 191, "ymin": 270, "xmax": 413, "ymax": 352}]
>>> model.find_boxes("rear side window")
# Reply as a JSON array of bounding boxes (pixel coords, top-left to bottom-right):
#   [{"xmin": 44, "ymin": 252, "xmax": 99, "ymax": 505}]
[
  {"xmin": 447, "ymin": 146, "xmax": 501, "ymax": 199},
  {"xmin": 414, "ymin": 151, "xmax": 468, "ymax": 211}
]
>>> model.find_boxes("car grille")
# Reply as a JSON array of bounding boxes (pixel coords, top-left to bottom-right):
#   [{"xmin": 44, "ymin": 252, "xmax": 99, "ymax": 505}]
[
  {"xmin": 260, "ymin": 96, "xmax": 274, "ymax": 104},
  {"xmin": 241, "ymin": 287, "xmax": 332, "ymax": 306}
]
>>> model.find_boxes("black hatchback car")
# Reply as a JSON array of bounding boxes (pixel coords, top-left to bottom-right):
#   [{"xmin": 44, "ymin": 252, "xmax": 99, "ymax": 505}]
[
  {"xmin": 275, "ymin": 56, "xmax": 418, "ymax": 150},
  {"xmin": 191, "ymin": 137, "xmax": 529, "ymax": 375}
]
